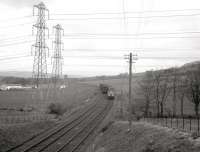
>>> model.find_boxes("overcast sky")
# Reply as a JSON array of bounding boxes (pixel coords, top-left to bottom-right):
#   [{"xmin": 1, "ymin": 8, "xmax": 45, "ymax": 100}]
[{"xmin": 0, "ymin": 0, "xmax": 200, "ymax": 76}]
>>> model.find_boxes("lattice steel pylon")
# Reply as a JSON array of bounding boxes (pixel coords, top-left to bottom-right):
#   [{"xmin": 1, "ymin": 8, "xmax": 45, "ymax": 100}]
[
  {"xmin": 32, "ymin": 2, "xmax": 49, "ymax": 88},
  {"xmin": 51, "ymin": 24, "xmax": 64, "ymax": 88}
]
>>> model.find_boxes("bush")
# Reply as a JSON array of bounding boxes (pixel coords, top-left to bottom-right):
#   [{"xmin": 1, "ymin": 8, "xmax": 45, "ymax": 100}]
[
  {"xmin": 191, "ymin": 131, "xmax": 199, "ymax": 139},
  {"xmin": 48, "ymin": 103, "xmax": 65, "ymax": 115}
]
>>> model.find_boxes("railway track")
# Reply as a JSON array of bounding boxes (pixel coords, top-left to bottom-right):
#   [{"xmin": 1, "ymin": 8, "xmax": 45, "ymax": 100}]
[{"xmin": 6, "ymin": 98, "xmax": 112, "ymax": 152}]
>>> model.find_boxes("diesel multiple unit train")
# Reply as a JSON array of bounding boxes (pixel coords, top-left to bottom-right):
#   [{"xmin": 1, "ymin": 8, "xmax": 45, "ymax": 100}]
[{"xmin": 99, "ymin": 84, "xmax": 115, "ymax": 100}]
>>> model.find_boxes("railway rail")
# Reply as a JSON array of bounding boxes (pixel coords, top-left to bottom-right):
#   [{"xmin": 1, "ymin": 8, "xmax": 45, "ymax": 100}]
[{"xmin": 6, "ymin": 98, "xmax": 112, "ymax": 152}]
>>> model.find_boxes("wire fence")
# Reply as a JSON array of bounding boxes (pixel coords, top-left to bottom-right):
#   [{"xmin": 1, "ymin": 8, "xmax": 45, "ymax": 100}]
[
  {"xmin": 0, "ymin": 114, "xmax": 55, "ymax": 124},
  {"xmin": 142, "ymin": 117, "xmax": 200, "ymax": 135}
]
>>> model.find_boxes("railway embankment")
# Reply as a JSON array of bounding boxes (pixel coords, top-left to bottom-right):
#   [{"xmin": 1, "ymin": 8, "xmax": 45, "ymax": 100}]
[{"xmin": 91, "ymin": 121, "xmax": 200, "ymax": 152}]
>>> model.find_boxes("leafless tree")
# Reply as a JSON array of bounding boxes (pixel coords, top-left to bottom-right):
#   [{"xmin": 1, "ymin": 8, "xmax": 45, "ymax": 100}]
[
  {"xmin": 153, "ymin": 71, "xmax": 171, "ymax": 117},
  {"xmin": 138, "ymin": 70, "xmax": 154, "ymax": 116},
  {"xmin": 177, "ymin": 76, "xmax": 187, "ymax": 117},
  {"xmin": 186, "ymin": 67, "xmax": 200, "ymax": 117},
  {"xmin": 172, "ymin": 68, "xmax": 178, "ymax": 117}
]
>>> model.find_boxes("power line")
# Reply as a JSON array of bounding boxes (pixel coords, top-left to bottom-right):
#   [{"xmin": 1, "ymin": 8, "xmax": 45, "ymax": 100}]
[
  {"xmin": 3, "ymin": 8, "xmax": 200, "ymax": 23},
  {"xmin": 0, "ymin": 54, "xmax": 197, "ymax": 62},
  {"xmin": 0, "ymin": 47, "xmax": 196, "ymax": 55},
  {"xmin": 50, "ymin": 8, "xmax": 200, "ymax": 16},
  {"xmin": 0, "ymin": 40, "xmax": 34, "ymax": 47},
  {"xmin": 0, "ymin": 22, "xmax": 34, "ymax": 29},
  {"xmin": 0, "ymin": 63, "xmax": 184, "ymax": 70},
  {"xmin": 2, "ymin": 31, "xmax": 200, "ymax": 44},
  {"xmin": 61, "ymin": 64, "xmax": 176, "ymax": 68},
  {"xmin": 3, "ymin": 30, "xmax": 200, "ymax": 42},
  {"xmin": 0, "ymin": 55, "xmax": 30, "ymax": 61},
  {"xmin": 58, "ymin": 36, "xmax": 200, "ymax": 39},
  {"xmin": 2, "ymin": 8, "xmax": 200, "ymax": 24},
  {"xmin": 0, "ymin": 35, "xmax": 33, "ymax": 42},
  {"xmin": 0, "ymin": 15, "xmax": 33, "ymax": 22},
  {"xmin": 60, "ymin": 48, "xmax": 198, "ymax": 52},
  {"xmin": 62, "ymin": 31, "xmax": 200, "ymax": 36},
  {"xmin": 49, "ymin": 13, "xmax": 200, "ymax": 21},
  {"xmin": 62, "ymin": 55, "xmax": 199, "ymax": 60},
  {"xmin": 2, "ymin": 9, "xmax": 200, "ymax": 23}
]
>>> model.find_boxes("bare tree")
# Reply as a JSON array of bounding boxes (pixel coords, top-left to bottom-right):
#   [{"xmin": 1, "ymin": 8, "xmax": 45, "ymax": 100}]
[
  {"xmin": 177, "ymin": 76, "xmax": 187, "ymax": 117},
  {"xmin": 153, "ymin": 71, "xmax": 171, "ymax": 117},
  {"xmin": 186, "ymin": 67, "xmax": 200, "ymax": 117},
  {"xmin": 172, "ymin": 68, "xmax": 178, "ymax": 117},
  {"xmin": 138, "ymin": 70, "xmax": 154, "ymax": 116}
]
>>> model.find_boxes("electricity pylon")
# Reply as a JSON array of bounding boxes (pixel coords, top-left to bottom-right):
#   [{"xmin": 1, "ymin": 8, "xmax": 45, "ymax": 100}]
[
  {"xmin": 32, "ymin": 2, "xmax": 49, "ymax": 88},
  {"xmin": 51, "ymin": 24, "xmax": 64, "ymax": 88},
  {"xmin": 50, "ymin": 24, "xmax": 64, "ymax": 102}
]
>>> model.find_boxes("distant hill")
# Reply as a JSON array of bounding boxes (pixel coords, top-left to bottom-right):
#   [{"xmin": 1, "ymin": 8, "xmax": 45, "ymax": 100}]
[
  {"xmin": 182, "ymin": 60, "xmax": 200, "ymax": 68},
  {"xmin": 0, "ymin": 60, "xmax": 199, "ymax": 79},
  {"xmin": 0, "ymin": 71, "xmax": 32, "ymax": 78}
]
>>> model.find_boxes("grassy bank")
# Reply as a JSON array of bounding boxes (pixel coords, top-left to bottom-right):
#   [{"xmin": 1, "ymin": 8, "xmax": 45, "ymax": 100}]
[{"xmin": 92, "ymin": 121, "xmax": 200, "ymax": 152}]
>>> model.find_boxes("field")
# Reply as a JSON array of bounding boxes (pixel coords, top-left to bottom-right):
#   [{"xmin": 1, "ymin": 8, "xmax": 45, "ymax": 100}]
[
  {"xmin": 0, "ymin": 82, "xmax": 98, "ymax": 124},
  {"xmin": 0, "ymin": 81, "xmax": 101, "ymax": 151}
]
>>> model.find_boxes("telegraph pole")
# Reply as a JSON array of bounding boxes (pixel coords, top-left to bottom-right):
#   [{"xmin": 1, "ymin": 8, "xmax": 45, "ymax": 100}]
[
  {"xmin": 129, "ymin": 53, "xmax": 132, "ymax": 130},
  {"xmin": 125, "ymin": 52, "xmax": 137, "ymax": 131},
  {"xmin": 32, "ymin": 2, "xmax": 49, "ymax": 88}
]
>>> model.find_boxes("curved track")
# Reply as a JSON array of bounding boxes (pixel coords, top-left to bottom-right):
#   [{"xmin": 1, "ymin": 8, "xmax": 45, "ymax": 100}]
[{"xmin": 6, "ymin": 98, "xmax": 112, "ymax": 152}]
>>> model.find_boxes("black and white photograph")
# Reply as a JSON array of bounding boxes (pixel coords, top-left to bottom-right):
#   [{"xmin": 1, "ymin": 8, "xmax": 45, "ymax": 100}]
[{"xmin": 0, "ymin": 0, "xmax": 200, "ymax": 152}]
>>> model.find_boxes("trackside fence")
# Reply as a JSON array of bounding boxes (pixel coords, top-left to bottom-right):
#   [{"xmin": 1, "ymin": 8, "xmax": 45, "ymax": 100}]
[
  {"xmin": 142, "ymin": 117, "xmax": 200, "ymax": 135},
  {"xmin": 0, "ymin": 114, "xmax": 55, "ymax": 124}
]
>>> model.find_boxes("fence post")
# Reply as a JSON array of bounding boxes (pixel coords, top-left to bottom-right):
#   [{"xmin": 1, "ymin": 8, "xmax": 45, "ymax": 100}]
[
  {"xmin": 165, "ymin": 117, "xmax": 167, "ymax": 127},
  {"xmin": 189, "ymin": 118, "xmax": 192, "ymax": 132},
  {"xmin": 198, "ymin": 117, "xmax": 200, "ymax": 135},
  {"xmin": 171, "ymin": 117, "xmax": 172, "ymax": 128},
  {"xmin": 182, "ymin": 117, "xmax": 185, "ymax": 130}
]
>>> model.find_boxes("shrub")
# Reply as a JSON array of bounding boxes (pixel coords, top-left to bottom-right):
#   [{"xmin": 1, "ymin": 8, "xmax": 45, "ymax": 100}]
[
  {"xmin": 142, "ymin": 140, "xmax": 155, "ymax": 152},
  {"xmin": 48, "ymin": 103, "xmax": 65, "ymax": 115},
  {"xmin": 191, "ymin": 131, "xmax": 199, "ymax": 139},
  {"xmin": 100, "ymin": 121, "xmax": 114, "ymax": 133}
]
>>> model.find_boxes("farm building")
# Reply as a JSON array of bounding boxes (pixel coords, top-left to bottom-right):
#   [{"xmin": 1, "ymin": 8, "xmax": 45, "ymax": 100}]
[{"xmin": 0, "ymin": 84, "xmax": 32, "ymax": 91}]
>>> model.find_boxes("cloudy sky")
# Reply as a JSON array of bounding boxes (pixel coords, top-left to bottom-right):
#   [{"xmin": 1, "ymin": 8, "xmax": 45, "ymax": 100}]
[{"xmin": 0, "ymin": 0, "xmax": 200, "ymax": 76}]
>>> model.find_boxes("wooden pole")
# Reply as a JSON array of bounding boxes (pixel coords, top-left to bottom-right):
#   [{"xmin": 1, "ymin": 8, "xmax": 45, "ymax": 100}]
[{"xmin": 128, "ymin": 52, "xmax": 132, "ymax": 131}]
